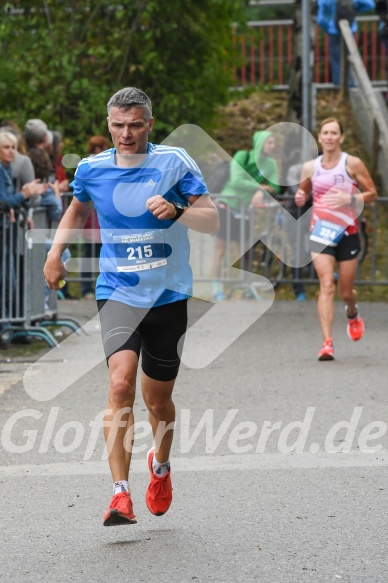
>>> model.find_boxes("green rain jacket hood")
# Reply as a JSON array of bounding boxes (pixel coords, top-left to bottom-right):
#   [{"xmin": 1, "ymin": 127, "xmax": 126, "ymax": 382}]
[
  {"xmin": 220, "ymin": 130, "xmax": 280, "ymax": 210},
  {"xmin": 252, "ymin": 130, "xmax": 271, "ymax": 163}
]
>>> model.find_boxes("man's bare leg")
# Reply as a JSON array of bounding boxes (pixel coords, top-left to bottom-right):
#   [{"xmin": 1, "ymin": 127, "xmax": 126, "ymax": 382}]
[
  {"xmin": 142, "ymin": 374, "xmax": 175, "ymax": 462},
  {"xmin": 103, "ymin": 350, "xmax": 138, "ymax": 526},
  {"xmin": 142, "ymin": 373, "xmax": 176, "ymax": 515}
]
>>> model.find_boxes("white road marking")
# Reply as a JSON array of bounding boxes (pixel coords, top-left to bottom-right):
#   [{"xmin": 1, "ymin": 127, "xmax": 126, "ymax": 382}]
[{"xmin": 0, "ymin": 451, "xmax": 387, "ymax": 478}]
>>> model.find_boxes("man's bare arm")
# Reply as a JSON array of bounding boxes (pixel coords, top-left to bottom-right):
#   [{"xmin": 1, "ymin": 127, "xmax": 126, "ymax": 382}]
[
  {"xmin": 146, "ymin": 194, "xmax": 220, "ymax": 234},
  {"xmin": 44, "ymin": 198, "xmax": 93, "ymax": 289}
]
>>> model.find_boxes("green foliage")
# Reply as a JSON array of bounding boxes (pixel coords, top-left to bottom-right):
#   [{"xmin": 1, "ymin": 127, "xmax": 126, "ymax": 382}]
[
  {"xmin": 0, "ymin": 0, "xmax": 245, "ymax": 153},
  {"xmin": 244, "ymin": 2, "xmax": 295, "ymax": 21}
]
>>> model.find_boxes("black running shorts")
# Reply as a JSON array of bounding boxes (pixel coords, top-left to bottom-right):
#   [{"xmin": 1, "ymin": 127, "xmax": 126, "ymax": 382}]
[
  {"xmin": 216, "ymin": 202, "xmax": 249, "ymax": 242},
  {"xmin": 97, "ymin": 299, "xmax": 188, "ymax": 382},
  {"xmin": 310, "ymin": 232, "xmax": 360, "ymax": 262}
]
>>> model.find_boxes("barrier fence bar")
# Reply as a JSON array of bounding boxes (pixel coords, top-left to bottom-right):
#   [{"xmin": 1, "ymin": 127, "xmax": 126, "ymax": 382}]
[
  {"xmin": 60, "ymin": 193, "xmax": 101, "ymax": 294},
  {"xmin": 190, "ymin": 195, "xmax": 388, "ymax": 300},
  {"xmin": 24, "ymin": 193, "xmax": 388, "ymax": 305},
  {"xmin": 0, "ymin": 210, "xmax": 26, "ymax": 330},
  {"xmin": 0, "ymin": 207, "xmax": 83, "ymax": 348}
]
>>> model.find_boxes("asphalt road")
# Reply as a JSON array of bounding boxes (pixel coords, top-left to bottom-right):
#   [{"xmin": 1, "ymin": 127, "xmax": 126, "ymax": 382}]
[{"xmin": 0, "ymin": 298, "xmax": 388, "ymax": 583}]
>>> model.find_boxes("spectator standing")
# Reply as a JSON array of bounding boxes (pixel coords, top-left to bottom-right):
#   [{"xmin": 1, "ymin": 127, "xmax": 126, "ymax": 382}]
[
  {"xmin": 0, "ymin": 121, "xmax": 36, "ymax": 197},
  {"xmin": 212, "ymin": 130, "xmax": 280, "ymax": 301},
  {"xmin": 0, "ymin": 132, "xmax": 47, "ymax": 346},
  {"xmin": 316, "ymin": 0, "xmax": 375, "ymax": 86},
  {"xmin": 80, "ymin": 135, "xmax": 111, "ymax": 299},
  {"xmin": 24, "ymin": 118, "xmax": 51, "ymax": 152},
  {"xmin": 51, "ymin": 131, "xmax": 69, "ymax": 193},
  {"xmin": 87, "ymin": 135, "xmax": 111, "ymax": 156},
  {"xmin": 28, "ymin": 146, "xmax": 71, "ymax": 309},
  {"xmin": 24, "ymin": 119, "xmax": 75, "ymax": 298},
  {"xmin": 0, "ymin": 123, "xmax": 38, "ymax": 344},
  {"xmin": 28, "ymin": 147, "xmax": 62, "ymax": 222}
]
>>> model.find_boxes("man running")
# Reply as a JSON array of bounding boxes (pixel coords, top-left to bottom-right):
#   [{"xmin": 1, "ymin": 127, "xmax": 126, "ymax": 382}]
[{"xmin": 43, "ymin": 87, "xmax": 219, "ymax": 525}]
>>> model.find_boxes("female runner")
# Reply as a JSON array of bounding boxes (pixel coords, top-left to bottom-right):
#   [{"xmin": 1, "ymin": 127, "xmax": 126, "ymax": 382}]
[{"xmin": 295, "ymin": 117, "xmax": 377, "ymax": 360}]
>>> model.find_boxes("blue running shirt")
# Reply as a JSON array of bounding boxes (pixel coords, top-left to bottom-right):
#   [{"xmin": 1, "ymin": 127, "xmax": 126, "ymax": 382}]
[{"xmin": 71, "ymin": 143, "xmax": 208, "ymax": 308}]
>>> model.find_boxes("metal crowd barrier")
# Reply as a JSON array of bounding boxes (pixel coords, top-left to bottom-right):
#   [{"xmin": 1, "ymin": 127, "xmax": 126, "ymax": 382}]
[
  {"xmin": 0, "ymin": 207, "xmax": 83, "ymax": 348},
  {"xmin": 61, "ymin": 193, "xmax": 100, "ymax": 293},
  {"xmin": 190, "ymin": 194, "xmax": 286, "ymax": 299},
  {"xmin": 50, "ymin": 192, "xmax": 388, "ymax": 303},
  {"xmin": 0, "ymin": 209, "xmax": 26, "ymax": 326},
  {"xmin": 190, "ymin": 194, "xmax": 388, "ymax": 300}
]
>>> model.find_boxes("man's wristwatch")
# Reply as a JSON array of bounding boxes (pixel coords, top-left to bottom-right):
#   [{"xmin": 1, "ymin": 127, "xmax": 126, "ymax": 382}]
[{"xmin": 171, "ymin": 201, "xmax": 185, "ymax": 221}]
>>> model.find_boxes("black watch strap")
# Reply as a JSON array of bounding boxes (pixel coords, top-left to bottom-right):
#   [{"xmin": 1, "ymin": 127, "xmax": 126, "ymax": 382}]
[{"xmin": 172, "ymin": 201, "xmax": 185, "ymax": 220}]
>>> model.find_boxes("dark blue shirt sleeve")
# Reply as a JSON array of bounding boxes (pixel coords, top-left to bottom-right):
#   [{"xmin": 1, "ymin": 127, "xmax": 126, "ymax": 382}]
[
  {"xmin": 0, "ymin": 170, "xmax": 24, "ymax": 209},
  {"xmin": 178, "ymin": 171, "xmax": 208, "ymax": 201}
]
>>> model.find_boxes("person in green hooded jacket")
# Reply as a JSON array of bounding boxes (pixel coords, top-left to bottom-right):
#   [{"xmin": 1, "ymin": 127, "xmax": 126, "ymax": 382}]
[{"xmin": 212, "ymin": 130, "xmax": 280, "ymax": 300}]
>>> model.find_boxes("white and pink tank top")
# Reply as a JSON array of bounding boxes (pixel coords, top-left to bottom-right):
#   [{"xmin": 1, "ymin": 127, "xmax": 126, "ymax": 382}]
[{"xmin": 311, "ymin": 152, "xmax": 358, "ymax": 235}]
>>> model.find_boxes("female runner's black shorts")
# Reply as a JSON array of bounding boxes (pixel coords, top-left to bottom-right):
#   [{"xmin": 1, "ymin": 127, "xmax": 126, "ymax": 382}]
[
  {"xmin": 310, "ymin": 232, "xmax": 360, "ymax": 262},
  {"xmin": 97, "ymin": 299, "xmax": 188, "ymax": 382}
]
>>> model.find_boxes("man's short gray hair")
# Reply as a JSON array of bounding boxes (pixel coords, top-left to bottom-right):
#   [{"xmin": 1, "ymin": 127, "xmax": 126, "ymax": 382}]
[
  {"xmin": 107, "ymin": 87, "xmax": 152, "ymax": 121},
  {"xmin": 24, "ymin": 118, "xmax": 49, "ymax": 148}
]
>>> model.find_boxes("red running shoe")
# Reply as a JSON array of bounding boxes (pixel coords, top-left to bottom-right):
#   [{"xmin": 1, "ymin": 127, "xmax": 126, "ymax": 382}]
[
  {"xmin": 347, "ymin": 313, "xmax": 365, "ymax": 342},
  {"xmin": 318, "ymin": 338, "xmax": 334, "ymax": 361},
  {"xmin": 145, "ymin": 447, "xmax": 173, "ymax": 516},
  {"xmin": 103, "ymin": 491, "xmax": 137, "ymax": 527}
]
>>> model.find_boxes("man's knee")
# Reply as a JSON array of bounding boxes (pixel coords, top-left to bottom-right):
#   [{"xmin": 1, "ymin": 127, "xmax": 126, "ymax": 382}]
[
  {"xmin": 146, "ymin": 398, "xmax": 173, "ymax": 420},
  {"xmin": 109, "ymin": 372, "xmax": 136, "ymax": 406}
]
